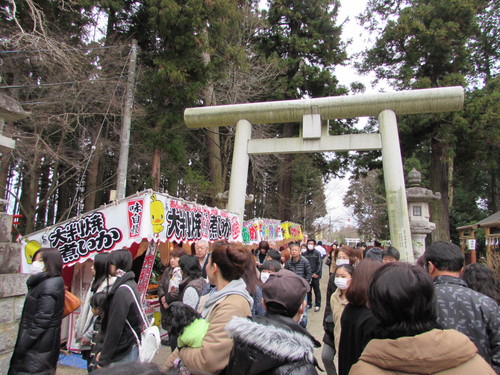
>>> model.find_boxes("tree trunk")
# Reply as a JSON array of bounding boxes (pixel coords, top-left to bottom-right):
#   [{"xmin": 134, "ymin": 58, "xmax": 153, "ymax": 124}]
[
  {"xmin": 46, "ymin": 180, "xmax": 56, "ymax": 226},
  {"xmin": 105, "ymin": 7, "xmax": 117, "ymax": 46},
  {"xmin": 202, "ymin": 49, "xmax": 223, "ymax": 204},
  {"xmin": 19, "ymin": 152, "xmax": 41, "ymax": 235},
  {"xmin": 95, "ymin": 144, "xmax": 109, "ymax": 207},
  {"xmin": 56, "ymin": 174, "xmax": 75, "ymax": 223},
  {"xmin": 35, "ymin": 161, "xmax": 51, "ymax": 230},
  {"xmin": 490, "ymin": 170, "xmax": 499, "ymax": 213},
  {"xmin": 151, "ymin": 147, "xmax": 161, "ymax": 191},
  {"xmin": 84, "ymin": 141, "xmax": 101, "ymax": 212},
  {"xmin": 207, "ymin": 126, "xmax": 223, "ymax": 201},
  {"xmin": 430, "ymin": 139, "xmax": 451, "ymax": 241}
]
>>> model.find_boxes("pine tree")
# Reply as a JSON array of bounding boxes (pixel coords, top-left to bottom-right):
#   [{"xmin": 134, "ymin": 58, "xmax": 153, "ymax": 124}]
[
  {"xmin": 256, "ymin": 0, "xmax": 348, "ymax": 223},
  {"xmin": 359, "ymin": 0, "xmax": 490, "ymax": 241}
]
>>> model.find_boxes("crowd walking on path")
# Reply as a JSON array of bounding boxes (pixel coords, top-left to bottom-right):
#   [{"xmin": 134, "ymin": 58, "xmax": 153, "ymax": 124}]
[{"xmin": 9, "ymin": 238, "xmax": 500, "ymax": 375}]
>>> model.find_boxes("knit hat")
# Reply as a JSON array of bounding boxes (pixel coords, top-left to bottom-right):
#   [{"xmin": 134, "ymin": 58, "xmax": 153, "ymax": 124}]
[{"xmin": 262, "ymin": 269, "xmax": 310, "ymax": 317}]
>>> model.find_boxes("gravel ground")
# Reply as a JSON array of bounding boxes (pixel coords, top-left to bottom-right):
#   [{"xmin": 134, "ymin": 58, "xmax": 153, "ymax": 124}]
[{"xmin": 56, "ymin": 263, "xmax": 330, "ymax": 374}]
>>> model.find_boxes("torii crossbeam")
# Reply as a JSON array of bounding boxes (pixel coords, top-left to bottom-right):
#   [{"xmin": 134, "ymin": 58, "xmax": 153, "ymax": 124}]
[{"xmin": 184, "ymin": 86, "xmax": 464, "ymax": 262}]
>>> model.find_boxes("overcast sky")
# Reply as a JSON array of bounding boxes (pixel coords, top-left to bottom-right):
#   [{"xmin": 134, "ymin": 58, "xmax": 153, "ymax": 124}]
[{"xmin": 320, "ymin": 0, "xmax": 381, "ymax": 230}]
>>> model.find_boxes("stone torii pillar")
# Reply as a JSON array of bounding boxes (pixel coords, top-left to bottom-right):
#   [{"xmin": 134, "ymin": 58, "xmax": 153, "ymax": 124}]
[{"xmin": 183, "ymin": 87, "xmax": 464, "ymax": 262}]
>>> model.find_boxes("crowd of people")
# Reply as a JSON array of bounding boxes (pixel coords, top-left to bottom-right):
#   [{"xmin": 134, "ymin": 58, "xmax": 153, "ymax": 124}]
[{"xmin": 8, "ymin": 238, "xmax": 500, "ymax": 375}]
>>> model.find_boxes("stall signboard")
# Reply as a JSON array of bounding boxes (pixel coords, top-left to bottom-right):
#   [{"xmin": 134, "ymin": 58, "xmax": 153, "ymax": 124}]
[
  {"xmin": 19, "ymin": 190, "xmax": 242, "ymax": 272},
  {"xmin": 280, "ymin": 222, "xmax": 303, "ymax": 241},
  {"xmin": 242, "ymin": 218, "xmax": 284, "ymax": 245}
]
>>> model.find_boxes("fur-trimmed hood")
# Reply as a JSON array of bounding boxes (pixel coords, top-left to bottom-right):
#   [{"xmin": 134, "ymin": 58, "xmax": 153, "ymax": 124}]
[{"xmin": 225, "ymin": 314, "xmax": 320, "ymax": 375}]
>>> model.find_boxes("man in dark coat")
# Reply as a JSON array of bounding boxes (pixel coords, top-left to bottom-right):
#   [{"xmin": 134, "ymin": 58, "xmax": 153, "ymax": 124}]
[
  {"xmin": 302, "ymin": 239, "xmax": 323, "ymax": 311},
  {"xmin": 284, "ymin": 243, "xmax": 312, "ymax": 327},
  {"xmin": 194, "ymin": 240, "xmax": 210, "ymax": 279},
  {"xmin": 225, "ymin": 269, "xmax": 321, "ymax": 375},
  {"xmin": 284, "ymin": 244, "xmax": 312, "ymax": 283},
  {"xmin": 424, "ymin": 241, "xmax": 500, "ymax": 373}
]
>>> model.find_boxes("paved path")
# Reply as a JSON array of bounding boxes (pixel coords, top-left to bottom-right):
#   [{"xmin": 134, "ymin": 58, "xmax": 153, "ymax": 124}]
[{"xmin": 57, "ymin": 263, "xmax": 330, "ymax": 374}]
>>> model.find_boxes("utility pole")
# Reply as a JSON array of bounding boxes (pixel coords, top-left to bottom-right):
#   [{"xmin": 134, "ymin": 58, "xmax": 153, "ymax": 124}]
[{"xmin": 116, "ymin": 39, "xmax": 138, "ymax": 200}]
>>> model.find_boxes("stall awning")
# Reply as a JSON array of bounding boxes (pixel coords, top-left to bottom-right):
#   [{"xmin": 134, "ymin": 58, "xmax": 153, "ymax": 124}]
[
  {"xmin": 19, "ymin": 190, "xmax": 242, "ymax": 272},
  {"xmin": 242, "ymin": 218, "xmax": 303, "ymax": 245}
]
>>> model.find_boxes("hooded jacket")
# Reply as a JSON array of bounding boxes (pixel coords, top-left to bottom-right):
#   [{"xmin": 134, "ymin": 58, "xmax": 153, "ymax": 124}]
[
  {"xmin": 9, "ymin": 272, "xmax": 65, "ymax": 375},
  {"xmin": 97, "ymin": 271, "xmax": 142, "ymax": 367},
  {"xmin": 74, "ymin": 275, "xmax": 116, "ymax": 350},
  {"xmin": 349, "ymin": 329, "xmax": 496, "ymax": 375},
  {"xmin": 164, "ymin": 279, "xmax": 253, "ymax": 374},
  {"xmin": 225, "ymin": 314, "xmax": 321, "ymax": 375}
]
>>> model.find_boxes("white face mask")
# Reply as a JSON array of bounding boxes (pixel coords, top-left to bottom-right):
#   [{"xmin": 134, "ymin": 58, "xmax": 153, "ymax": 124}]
[
  {"xmin": 116, "ymin": 268, "xmax": 126, "ymax": 278},
  {"xmin": 307, "ymin": 244, "xmax": 314, "ymax": 250},
  {"xmin": 334, "ymin": 277, "xmax": 350, "ymax": 290},
  {"xmin": 31, "ymin": 260, "xmax": 45, "ymax": 274},
  {"xmin": 260, "ymin": 272, "xmax": 270, "ymax": 283},
  {"xmin": 336, "ymin": 258, "xmax": 350, "ymax": 266}
]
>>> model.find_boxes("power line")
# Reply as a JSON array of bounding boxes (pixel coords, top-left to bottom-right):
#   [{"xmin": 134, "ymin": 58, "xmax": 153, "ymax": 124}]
[
  {"xmin": 66, "ymin": 46, "xmax": 133, "ymax": 219},
  {"xmin": 0, "ymin": 45, "xmax": 121, "ymax": 55},
  {"xmin": 0, "ymin": 76, "xmax": 123, "ymax": 89}
]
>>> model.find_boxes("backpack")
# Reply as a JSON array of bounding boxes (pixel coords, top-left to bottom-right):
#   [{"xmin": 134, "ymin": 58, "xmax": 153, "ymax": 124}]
[{"xmin": 121, "ymin": 284, "xmax": 161, "ymax": 363}]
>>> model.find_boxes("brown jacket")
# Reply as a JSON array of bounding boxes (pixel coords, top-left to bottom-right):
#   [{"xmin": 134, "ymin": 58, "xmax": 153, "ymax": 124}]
[
  {"xmin": 164, "ymin": 294, "xmax": 251, "ymax": 374},
  {"xmin": 350, "ymin": 329, "xmax": 495, "ymax": 375},
  {"xmin": 330, "ymin": 288, "xmax": 348, "ymax": 355}
]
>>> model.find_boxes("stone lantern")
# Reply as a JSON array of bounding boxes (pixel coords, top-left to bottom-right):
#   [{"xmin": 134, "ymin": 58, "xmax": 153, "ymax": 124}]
[
  {"xmin": 0, "ymin": 93, "xmax": 30, "ymax": 372},
  {"xmin": 406, "ymin": 168, "xmax": 441, "ymax": 259}
]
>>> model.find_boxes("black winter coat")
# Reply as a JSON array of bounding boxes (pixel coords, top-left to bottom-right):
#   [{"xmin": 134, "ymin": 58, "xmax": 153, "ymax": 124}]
[
  {"xmin": 97, "ymin": 271, "xmax": 142, "ymax": 367},
  {"xmin": 284, "ymin": 256, "xmax": 312, "ymax": 283},
  {"xmin": 9, "ymin": 272, "xmax": 65, "ymax": 375},
  {"xmin": 338, "ymin": 304, "xmax": 378, "ymax": 375},
  {"xmin": 322, "ymin": 273, "xmax": 337, "ymax": 347},
  {"xmin": 302, "ymin": 249, "xmax": 323, "ymax": 277},
  {"xmin": 226, "ymin": 313, "xmax": 321, "ymax": 375}
]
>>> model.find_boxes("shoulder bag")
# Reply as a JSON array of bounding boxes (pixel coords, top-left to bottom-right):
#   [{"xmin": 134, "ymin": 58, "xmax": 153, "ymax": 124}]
[
  {"xmin": 121, "ymin": 284, "xmax": 161, "ymax": 363},
  {"xmin": 63, "ymin": 290, "xmax": 81, "ymax": 318}
]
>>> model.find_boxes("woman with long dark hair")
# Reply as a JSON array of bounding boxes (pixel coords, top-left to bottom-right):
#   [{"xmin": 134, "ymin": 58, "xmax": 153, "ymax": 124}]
[
  {"xmin": 331, "ymin": 264, "xmax": 354, "ymax": 370},
  {"xmin": 164, "ymin": 255, "xmax": 207, "ymax": 351},
  {"xmin": 462, "ymin": 263, "xmax": 500, "ymax": 305},
  {"xmin": 75, "ymin": 253, "xmax": 116, "ymax": 369},
  {"xmin": 164, "ymin": 242, "xmax": 253, "ymax": 374},
  {"xmin": 241, "ymin": 250, "xmax": 265, "ymax": 316},
  {"xmin": 338, "ymin": 259, "xmax": 382, "ymax": 375},
  {"xmin": 97, "ymin": 249, "xmax": 142, "ymax": 368},
  {"xmin": 158, "ymin": 247, "xmax": 186, "ymax": 328},
  {"xmin": 174, "ymin": 255, "xmax": 207, "ymax": 309},
  {"xmin": 9, "ymin": 248, "xmax": 65, "ymax": 375},
  {"xmin": 321, "ymin": 246, "xmax": 356, "ymax": 375},
  {"xmin": 350, "ymin": 262, "xmax": 495, "ymax": 374},
  {"xmin": 256, "ymin": 241, "xmax": 270, "ymax": 267}
]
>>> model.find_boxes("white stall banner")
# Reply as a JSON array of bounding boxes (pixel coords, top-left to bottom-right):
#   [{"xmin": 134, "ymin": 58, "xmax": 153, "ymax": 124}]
[{"xmin": 20, "ymin": 190, "xmax": 242, "ymax": 272}]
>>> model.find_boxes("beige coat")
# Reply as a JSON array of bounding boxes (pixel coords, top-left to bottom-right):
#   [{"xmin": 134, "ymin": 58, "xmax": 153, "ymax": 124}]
[
  {"xmin": 349, "ymin": 329, "xmax": 495, "ymax": 375},
  {"xmin": 330, "ymin": 288, "xmax": 348, "ymax": 355},
  {"xmin": 164, "ymin": 294, "xmax": 251, "ymax": 374}
]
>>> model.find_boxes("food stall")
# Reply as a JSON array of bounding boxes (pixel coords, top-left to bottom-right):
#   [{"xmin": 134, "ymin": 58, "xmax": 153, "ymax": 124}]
[
  {"xmin": 19, "ymin": 190, "xmax": 242, "ymax": 350},
  {"xmin": 242, "ymin": 218, "xmax": 303, "ymax": 246}
]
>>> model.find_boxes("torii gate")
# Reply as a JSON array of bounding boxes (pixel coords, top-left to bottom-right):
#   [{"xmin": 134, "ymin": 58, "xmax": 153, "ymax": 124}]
[{"xmin": 184, "ymin": 86, "xmax": 464, "ymax": 262}]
